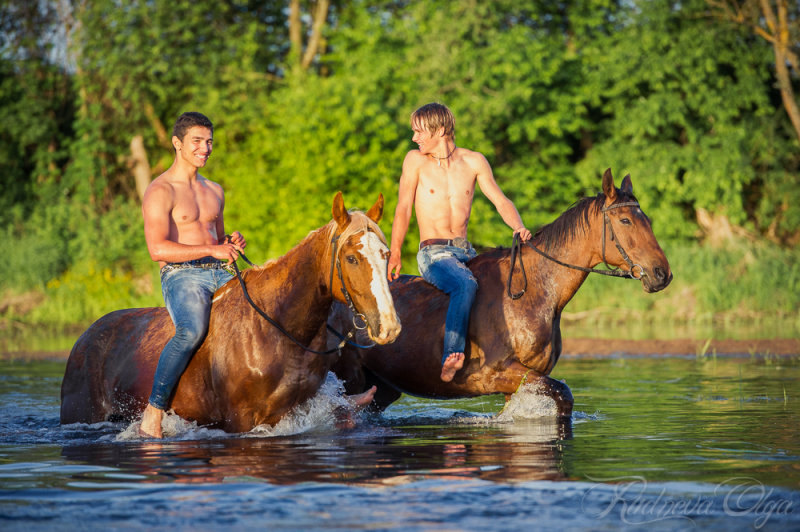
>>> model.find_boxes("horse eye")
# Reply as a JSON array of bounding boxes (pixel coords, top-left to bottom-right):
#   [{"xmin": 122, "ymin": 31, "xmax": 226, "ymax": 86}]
[
  {"xmin": 620, "ymin": 218, "xmax": 632, "ymax": 225},
  {"xmin": 346, "ymin": 255, "xmax": 359, "ymax": 265}
]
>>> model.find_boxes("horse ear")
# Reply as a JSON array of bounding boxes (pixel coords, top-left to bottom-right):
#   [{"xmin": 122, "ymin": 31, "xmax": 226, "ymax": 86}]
[
  {"xmin": 366, "ymin": 193, "xmax": 384, "ymax": 223},
  {"xmin": 332, "ymin": 191, "xmax": 351, "ymax": 229},
  {"xmin": 602, "ymin": 168, "xmax": 617, "ymax": 203},
  {"xmin": 620, "ymin": 174, "xmax": 633, "ymax": 195}
]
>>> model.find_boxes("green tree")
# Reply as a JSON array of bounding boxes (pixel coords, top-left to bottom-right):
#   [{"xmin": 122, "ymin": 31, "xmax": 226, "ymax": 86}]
[{"xmin": 574, "ymin": 0, "xmax": 797, "ymax": 243}]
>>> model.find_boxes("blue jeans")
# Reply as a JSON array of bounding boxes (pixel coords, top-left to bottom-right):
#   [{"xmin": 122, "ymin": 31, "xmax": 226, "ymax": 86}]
[
  {"xmin": 417, "ymin": 244, "xmax": 478, "ymax": 366},
  {"xmin": 149, "ymin": 262, "xmax": 233, "ymax": 409}
]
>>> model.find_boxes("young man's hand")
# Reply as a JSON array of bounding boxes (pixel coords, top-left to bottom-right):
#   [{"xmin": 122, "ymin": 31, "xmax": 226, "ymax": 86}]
[
  {"xmin": 387, "ymin": 251, "xmax": 401, "ymax": 281},
  {"xmin": 514, "ymin": 227, "xmax": 532, "ymax": 241}
]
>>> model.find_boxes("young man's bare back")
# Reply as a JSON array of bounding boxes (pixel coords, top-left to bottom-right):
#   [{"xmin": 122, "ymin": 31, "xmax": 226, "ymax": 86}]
[{"xmin": 388, "ymin": 103, "xmax": 531, "ymax": 382}]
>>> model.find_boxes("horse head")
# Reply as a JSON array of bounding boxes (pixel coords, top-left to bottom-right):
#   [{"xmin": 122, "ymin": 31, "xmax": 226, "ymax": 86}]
[
  {"xmin": 329, "ymin": 192, "xmax": 402, "ymax": 344},
  {"xmin": 599, "ymin": 168, "xmax": 672, "ymax": 293}
]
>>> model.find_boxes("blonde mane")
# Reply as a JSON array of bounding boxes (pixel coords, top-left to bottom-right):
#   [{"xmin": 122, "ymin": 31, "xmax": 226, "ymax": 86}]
[{"xmin": 231, "ymin": 210, "xmax": 386, "ymax": 280}]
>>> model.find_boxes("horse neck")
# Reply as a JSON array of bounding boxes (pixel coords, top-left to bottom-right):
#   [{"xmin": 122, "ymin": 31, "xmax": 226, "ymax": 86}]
[
  {"xmin": 242, "ymin": 225, "xmax": 334, "ymax": 336},
  {"xmin": 523, "ymin": 206, "xmax": 607, "ymax": 311}
]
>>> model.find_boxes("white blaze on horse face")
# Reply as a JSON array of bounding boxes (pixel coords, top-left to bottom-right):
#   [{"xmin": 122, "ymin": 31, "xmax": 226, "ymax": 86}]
[{"xmin": 359, "ymin": 230, "xmax": 401, "ymax": 342}]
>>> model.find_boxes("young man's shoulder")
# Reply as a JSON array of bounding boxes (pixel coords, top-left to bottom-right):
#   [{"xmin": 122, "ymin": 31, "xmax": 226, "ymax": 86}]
[
  {"xmin": 197, "ymin": 174, "xmax": 224, "ymax": 194},
  {"xmin": 403, "ymin": 149, "xmax": 427, "ymax": 164},
  {"xmin": 456, "ymin": 146, "xmax": 487, "ymax": 163},
  {"xmin": 143, "ymin": 174, "xmax": 174, "ymax": 200}
]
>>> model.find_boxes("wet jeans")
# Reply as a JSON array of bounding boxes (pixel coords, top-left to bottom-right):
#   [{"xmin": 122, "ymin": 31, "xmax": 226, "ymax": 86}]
[
  {"xmin": 417, "ymin": 243, "xmax": 478, "ymax": 366},
  {"xmin": 148, "ymin": 263, "xmax": 233, "ymax": 410}
]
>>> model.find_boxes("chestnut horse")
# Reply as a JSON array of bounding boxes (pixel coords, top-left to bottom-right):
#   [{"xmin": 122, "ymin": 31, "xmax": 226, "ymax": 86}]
[
  {"xmin": 330, "ymin": 170, "xmax": 672, "ymax": 417},
  {"xmin": 61, "ymin": 193, "xmax": 401, "ymax": 432}
]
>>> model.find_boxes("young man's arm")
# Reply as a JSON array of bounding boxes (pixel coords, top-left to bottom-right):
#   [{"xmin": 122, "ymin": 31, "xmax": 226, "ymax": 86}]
[
  {"xmin": 473, "ymin": 153, "xmax": 532, "ymax": 241},
  {"xmin": 387, "ymin": 152, "xmax": 421, "ymax": 280}
]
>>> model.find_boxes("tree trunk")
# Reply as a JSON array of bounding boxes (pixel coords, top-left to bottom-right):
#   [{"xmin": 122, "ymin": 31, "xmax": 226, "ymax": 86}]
[
  {"xmin": 289, "ymin": 0, "xmax": 302, "ymax": 72},
  {"xmin": 302, "ymin": 0, "xmax": 330, "ymax": 70},
  {"xmin": 760, "ymin": 0, "xmax": 800, "ymax": 143},
  {"xmin": 130, "ymin": 135, "xmax": 151, "ymax": 201},
  {"xmin": 288, "ymin": 0, "xmax": 330, "ymax": 73},
  {"xmin": 707, "ymin": 1, "xmax": 800, "ymax": 144}
]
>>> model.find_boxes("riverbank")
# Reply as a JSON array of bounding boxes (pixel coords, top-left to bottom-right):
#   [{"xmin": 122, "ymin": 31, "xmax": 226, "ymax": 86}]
[{"xmin": 4, "ymin": 337, "xmax": 799, "ymax": 362}]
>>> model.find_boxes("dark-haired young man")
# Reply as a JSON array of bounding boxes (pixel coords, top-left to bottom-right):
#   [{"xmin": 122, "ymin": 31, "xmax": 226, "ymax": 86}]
[{"xmin": 139, "ymin": 111, "xmax": 246, "ymax": 438}]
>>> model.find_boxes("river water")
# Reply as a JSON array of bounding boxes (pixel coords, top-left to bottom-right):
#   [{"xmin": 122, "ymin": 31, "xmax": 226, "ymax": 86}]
[{"xmin": 1, "ymin": 352, "xmax": 798, "ymax": 531}]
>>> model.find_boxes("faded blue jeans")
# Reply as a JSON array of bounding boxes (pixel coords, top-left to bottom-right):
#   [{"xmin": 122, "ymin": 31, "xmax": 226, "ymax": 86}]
[
  {"xmin": 417, "ymin": 243, "xmax": 478, "ymax": 366},
  {"xmin": 149, "ymin": 259, "xmax": 233, "ymax": 410}
]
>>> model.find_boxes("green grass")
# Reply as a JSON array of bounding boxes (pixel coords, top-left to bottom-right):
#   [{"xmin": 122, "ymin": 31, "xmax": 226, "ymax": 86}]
[{"xmin": 564, "ymin": 240, "xmax": 800, "ymax": 339}]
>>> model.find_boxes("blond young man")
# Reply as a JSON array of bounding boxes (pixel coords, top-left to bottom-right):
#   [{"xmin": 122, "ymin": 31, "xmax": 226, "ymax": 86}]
[{"xmin": 387, "ymin": 103, "xmax": 532, "ymax": 382}]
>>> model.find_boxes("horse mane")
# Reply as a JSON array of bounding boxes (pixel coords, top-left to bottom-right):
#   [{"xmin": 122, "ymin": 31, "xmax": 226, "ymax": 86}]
[
  {"xmin": 212, "ymin": 209, "xmax": 386, "ymax": 304},
  {"xmin": 471, "ymin": 188, "xmax": 638, "ymax": 266},
  {"xmin": 532, "ymin": 193, "xmax": 604, "ymax": 253},
  {"xmin": 532, "ymin": 188, "xmax": 638, "ymax": 252}
]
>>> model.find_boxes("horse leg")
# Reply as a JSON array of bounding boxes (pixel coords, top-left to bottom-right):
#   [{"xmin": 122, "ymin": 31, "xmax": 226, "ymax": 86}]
[{"xmin": 515, "ymin": 373, "xmax": 574, "ymax": 419}]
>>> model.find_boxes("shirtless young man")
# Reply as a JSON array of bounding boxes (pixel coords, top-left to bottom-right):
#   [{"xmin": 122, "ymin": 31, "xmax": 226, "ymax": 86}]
[
  {"xmin": 387, "ymin": 103, "xmax": 532, "ymax": 382},
  {"xmin": 139, "ymin": 111, "xmax": 246, "ymax": 438}
]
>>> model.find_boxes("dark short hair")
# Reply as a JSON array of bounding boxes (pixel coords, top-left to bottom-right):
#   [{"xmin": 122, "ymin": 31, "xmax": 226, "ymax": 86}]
[
  {"xmin": 172, "ymin": 112, "xmax": 213, "ymax": 142},
  {"xmin": 411, "ymin": 103, "xmax": 455, "ymax": 138}
]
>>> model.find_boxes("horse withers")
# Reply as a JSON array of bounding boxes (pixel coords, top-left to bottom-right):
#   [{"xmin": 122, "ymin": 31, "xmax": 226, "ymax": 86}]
[
  {"xmin": 60, "ymin": 193, "xmax": 401, "ymax": 433},
  {"xmin": 329, "ymin": 169, "xmax": 672, "ymax": 417}
]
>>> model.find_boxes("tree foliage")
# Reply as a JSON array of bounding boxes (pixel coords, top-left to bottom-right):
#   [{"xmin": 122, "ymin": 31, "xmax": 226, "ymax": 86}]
[{"xmin": 2, "ymin": 0, "xmax": 799, "ymax": 323}]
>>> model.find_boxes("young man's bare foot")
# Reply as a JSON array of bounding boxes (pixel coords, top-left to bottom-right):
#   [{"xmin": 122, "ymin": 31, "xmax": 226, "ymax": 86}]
[
  {"xmin": 440, "ymin": 352, "xmax": 465, "ymax": 382},
  {"xmin": 139, "ymin": 404, "xmax": 164, "ymax": 439}
]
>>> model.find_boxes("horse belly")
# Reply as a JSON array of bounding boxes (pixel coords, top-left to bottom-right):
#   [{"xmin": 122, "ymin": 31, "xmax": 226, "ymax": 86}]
[{"xmin": 60, "ymin": 308, "xmax": 171, "ymax": 424}]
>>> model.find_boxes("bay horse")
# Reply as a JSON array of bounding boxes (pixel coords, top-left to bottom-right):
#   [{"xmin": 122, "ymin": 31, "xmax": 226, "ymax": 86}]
[
  {"xmin": 60, "ymin": 193, "xmax": 402, "ymax": 433},
  {"xmin": 329, "ymin": 170, "xmax": 672, "ymax": 417}
]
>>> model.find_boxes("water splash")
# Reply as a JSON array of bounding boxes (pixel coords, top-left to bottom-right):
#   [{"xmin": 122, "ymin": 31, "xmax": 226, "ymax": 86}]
[
  {"xmin": 115, "ymin": 373, "xmax": 359, "ymax": 441},
  {"xmin": 495, "ymin": 381, "xmax": 559, "ymax": 421},
  {"xmin": 249, "ymin": 374, "xmax": 353, "ymax": 437}
]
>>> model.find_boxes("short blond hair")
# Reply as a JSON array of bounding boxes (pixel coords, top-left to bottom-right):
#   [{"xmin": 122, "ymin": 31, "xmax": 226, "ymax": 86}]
[{"xmin": 411, "ymin": 103, "xmax": 455, "ymax": 139}]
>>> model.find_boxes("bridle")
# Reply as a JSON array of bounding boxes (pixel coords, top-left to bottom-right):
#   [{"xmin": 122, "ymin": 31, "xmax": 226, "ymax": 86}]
[
  {"xmin": 231, "ymin": 225, "xmax": 379, "ymax": 355},
  {"xmin": 507, "ymin": 201, "xmax": 645, "ymax": 300}
]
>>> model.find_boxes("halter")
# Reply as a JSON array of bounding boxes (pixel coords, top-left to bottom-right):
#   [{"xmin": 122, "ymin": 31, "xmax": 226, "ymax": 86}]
[
  {"xmin": 507, "ymin": 200, "xmax": 644, "ymax": 299},
  {"xmin": 327, "ymin": 228, "xmax": 372, "ymax": 333},
  {"xmin": 231, "ymin": 224, "xmax": 380, "ymax": 356}
]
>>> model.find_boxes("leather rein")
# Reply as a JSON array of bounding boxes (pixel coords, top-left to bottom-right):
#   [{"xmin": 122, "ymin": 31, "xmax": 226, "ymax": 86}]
[
  {"xmin": 507, "ymin": 201, "xmax": 645, "ymax": 300},
  {"xmin": 230, "ymin": 228, "xmax": 377, "ymax": 356}
]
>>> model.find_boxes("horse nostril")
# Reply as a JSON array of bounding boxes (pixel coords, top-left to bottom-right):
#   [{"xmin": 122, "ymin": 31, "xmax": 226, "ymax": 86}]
[{"xmin": 654, "ymin": 267, "xmax": 666, "ymax": 282}]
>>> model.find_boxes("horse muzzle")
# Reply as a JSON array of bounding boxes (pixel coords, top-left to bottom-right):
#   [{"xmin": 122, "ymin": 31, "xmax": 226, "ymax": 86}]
[
  {"xmin": 640, "ymin": 265, "xmax": 673, "ymax": 293},
  {"xmin": 361, "ymin": 309, "xmax": 402, "ymax": 345},
  {"xmin": 367, "ymin": 319, "xmax": 402, "ymax": 345}
]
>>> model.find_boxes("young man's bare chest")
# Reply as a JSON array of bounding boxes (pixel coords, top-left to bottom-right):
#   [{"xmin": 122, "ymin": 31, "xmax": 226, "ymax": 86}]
[
  {"xmin": 415, "ymin": 164, "xmax": 476, "ymax": 210},
  {"xmin": 170, "ymin": 180, "xmax": 221, "ymax": 227}
]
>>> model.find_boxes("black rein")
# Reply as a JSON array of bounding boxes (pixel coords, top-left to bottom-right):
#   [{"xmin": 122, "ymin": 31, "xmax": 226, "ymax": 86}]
[
  {"xmin": 506, "ymin": 201, "xmax": 644, "ymax": 299},
  {"xmin": 229, "ymin": 235, "xmax": 374, "ymax": 356}
]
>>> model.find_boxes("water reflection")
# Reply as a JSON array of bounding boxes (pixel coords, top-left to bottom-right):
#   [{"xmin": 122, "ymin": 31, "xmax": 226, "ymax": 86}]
[{"xmin": 59, "ymin": 418, "xmax": 573, "ymax": 486}]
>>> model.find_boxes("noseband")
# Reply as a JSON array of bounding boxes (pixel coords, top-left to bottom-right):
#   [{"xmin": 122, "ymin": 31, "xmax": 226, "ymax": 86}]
[
  {"xmin": 231, "ymin": 224, "xmax": 382, "ymax": 355},
  {"xmin": 507, "ymin": 201, "xmax": 644, "ymax": 300}
]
